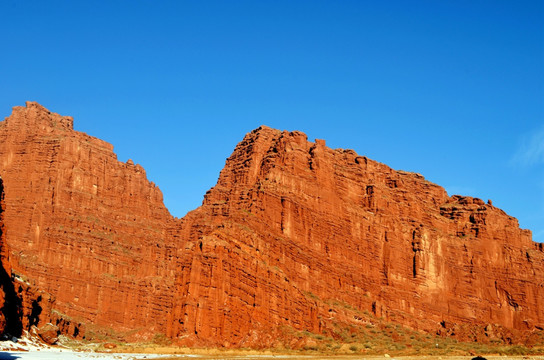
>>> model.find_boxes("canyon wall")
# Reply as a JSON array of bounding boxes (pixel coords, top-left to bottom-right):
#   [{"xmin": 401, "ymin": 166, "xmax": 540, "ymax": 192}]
[
  {"xmin": 171, "ymin": 126, "xmax": 544, "ymax": 345},
  {"xmin": 0, "ymin": 102, "xmax": 543, "ymax": 346},
  {"xmin": 0, "ymin": 176, "xmax": 13, "ymax": 336},
  {"xmin": 0, "ymin": 176, "xmax": 54, "ymax": 341},
  {"xmin": 0, "ymin": 102, "xmax": 179, "ymax": 339}
]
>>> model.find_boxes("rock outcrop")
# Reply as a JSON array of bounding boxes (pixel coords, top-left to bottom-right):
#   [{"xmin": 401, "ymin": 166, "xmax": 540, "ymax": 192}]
[
  {"xmin": 0, "ymin": 175, "xmax": 16, "ymax": 336},
  {"xmin": 0, "ymin": 102, "xmax": 177, "ymax": 340},
  {"xmin": 0, "ymin": 102, "xmax": 543, "ymax": 347},
  {"xmin": 170, "ymin": 126, "xmax": 544, "ymax": 345},
  {"xmin": 0, "ymin": 176, "xmax": 54, "ymax": 340}
]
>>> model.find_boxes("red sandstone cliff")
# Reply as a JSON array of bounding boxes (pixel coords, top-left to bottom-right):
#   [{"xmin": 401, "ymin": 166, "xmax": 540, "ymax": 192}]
[
  {"xmin": 0, "ymin": 102, "xmax": 543, "ymax": 347},
  {"xmin": 0, "ymin": 176, "xmax": 11, "ymax": 334},
  {"xmin": 0, "ymin": 102, "xmax": 178, "ymax": 340},
  {"xmin": 171, "ymin": 126, "xmax": 544, "ymax": 345},
  {"xmin": 0, "ymin": 176, "xmax": 55, "ymax": 342}
]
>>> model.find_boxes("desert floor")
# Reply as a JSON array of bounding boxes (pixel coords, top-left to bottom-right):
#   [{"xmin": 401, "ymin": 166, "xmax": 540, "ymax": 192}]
[{"xmin": 2, "ymin": 352, "xmax": 544, "ymax": 360}]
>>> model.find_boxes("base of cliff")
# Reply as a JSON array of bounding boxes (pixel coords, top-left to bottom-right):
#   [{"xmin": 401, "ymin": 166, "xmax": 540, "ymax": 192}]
[
  {"xmin": 51, "ymin": 319, "xmax": 544, "ymax": 358},
  {"xmin": 51, "ymin": 340, "xmax": 544, "ymax": 358}
]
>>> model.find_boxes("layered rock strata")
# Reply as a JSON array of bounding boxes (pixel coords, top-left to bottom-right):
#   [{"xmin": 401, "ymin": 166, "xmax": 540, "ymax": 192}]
[
  {"xmin": 0, "ymin": 102, "xmax": 542, "ymax": 346},
  {"xmin": 0, "ymin": 176, "xmax": 56, "ymax": 340},
  {"xmin": 172, "ymin": 126, "xmax": 544, "ymax": 345},
  {"xmin": 0, "ymin": 176, "xmax": 16, "ymax": 336},
  {"xmin": 0, "ymin": 102, "xmax": 176, "ymax": 339}
]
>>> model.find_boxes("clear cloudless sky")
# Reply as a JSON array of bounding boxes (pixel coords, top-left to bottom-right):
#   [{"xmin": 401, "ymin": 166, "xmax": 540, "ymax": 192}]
[{"xmin": 1, "ymin": 1, "xmax": 543, "ymax": 241}]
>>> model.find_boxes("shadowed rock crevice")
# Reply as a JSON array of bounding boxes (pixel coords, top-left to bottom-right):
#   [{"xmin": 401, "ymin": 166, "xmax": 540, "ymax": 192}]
[{"xmin": 0, "ymin": 270, "xmax": 23, "ymax": 338}]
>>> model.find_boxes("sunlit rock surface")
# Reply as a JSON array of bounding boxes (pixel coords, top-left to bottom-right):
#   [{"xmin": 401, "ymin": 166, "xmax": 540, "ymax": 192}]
[{"xmin": 0, "ymin": 102, "xmax": 542, "ymax": 347}]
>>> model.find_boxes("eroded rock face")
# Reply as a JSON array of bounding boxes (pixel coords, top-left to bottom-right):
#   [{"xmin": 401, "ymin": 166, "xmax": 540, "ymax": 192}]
[
  {"xmin": 36, "ymin": 323, "xmax": 59, "ymax": 345},
  {"xmin": 0, "ymin": 176, "xmax": 13, "ymax": 335},
  {"xmin": 0, "ymin": 176, "xmax": 52, "ymax": 339},
  {"xmin": 171, "ymin": 126, "xmax": 544, "ymax": 345},
  {"xmin": 0, "ymin": 103, "xmax": 543, "ymax": 346},
  {"xmin": 0, "ymin": 102, "xmax": 177, "ymax": 339}
]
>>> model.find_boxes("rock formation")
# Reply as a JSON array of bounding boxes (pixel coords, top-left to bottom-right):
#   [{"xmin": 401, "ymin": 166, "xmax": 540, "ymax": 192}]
[
  {"xmin": 170, "ymin": 126, "xmax": 544, "ymax": 345},
  {"xmin": 0, "ymin": 102, "xmax": 543, "ymax": 347},
  {"xmin": 0, "ymin": 175, "xmax": 15, "ymax": 336},
  {"xmin": 0, "ymin": 102, "xmax": 176, "ymax": 340},
  {"xmin": 0, "ymin": 176, "xmax": 54, "ymax": 341}
]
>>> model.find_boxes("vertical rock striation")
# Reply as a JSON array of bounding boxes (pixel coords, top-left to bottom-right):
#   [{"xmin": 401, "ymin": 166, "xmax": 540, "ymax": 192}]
[
  {"xmin": 171, "ymin": 126, "xmax": 544, "ymax": 344},
  {"xmin": 0, "ymin": 103, "xmax": 543, "ymax": 346},
  {"xmin": 0, "ymin": 176, "xmax": 51, "ymax": 340},
  {"xmin": 0, "ymin": 175, "xmax": 20, "ymax": 337},
  {"xmin": 0, "ymin": 102, "xmax": 177, "ymax": 339}
]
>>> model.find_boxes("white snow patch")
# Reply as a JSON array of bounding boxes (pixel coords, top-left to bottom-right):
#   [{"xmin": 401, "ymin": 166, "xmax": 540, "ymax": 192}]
[
  {"xmin": 0, "ymin": 332, "xmax": 181, "ymax": 359},
  {"xmin": 0, "ymin": 330, "xmax": 51, "ymax": 352},
  {"xmin": 0, "ymin": 351, "xmax": 183, "ymax": 359}
]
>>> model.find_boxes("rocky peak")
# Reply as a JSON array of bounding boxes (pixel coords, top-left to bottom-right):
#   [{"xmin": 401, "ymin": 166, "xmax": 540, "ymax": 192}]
[{"xmin": 4, "ymin": 101, "xmax": 73, "ymax": 132}]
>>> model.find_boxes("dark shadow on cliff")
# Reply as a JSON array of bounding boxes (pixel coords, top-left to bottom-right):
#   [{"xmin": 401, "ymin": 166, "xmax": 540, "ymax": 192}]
[
  {"xmin": 0, "ymin": 267, "xmax": 23, "ymax": 338},
  {"xmin": 0, "ymin": 352, "xmax": 20, "ymax": 359}
]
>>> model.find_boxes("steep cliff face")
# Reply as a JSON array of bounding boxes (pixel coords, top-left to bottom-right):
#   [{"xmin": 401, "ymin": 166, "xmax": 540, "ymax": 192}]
[
  {"xmin": 0, "ymin": 176, "xmax": 55, "ymax": 341},
  {"xmin": 171, "ymin": 126, "xmax": 544, "ymax": 345},
  {"xmin": 0, "ymin": 176, "xmax": 16, "ymax": 336},
  {"xmin": 0, "ymin": 103, "xmax": 543, "ymax": 347},
  {"xmin": 0, "ymin": 102, "xmax": 178, "ymax": 339}
]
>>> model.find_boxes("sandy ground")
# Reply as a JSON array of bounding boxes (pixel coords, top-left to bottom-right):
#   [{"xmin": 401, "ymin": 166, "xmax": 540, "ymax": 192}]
[
  {"xmin": 2, "ymin": 354, "xmax": 544, "ymax": 360},
  {"xmin": 4, "ymin": 354, "xmax": 544, "ymax": 360},
  {"xmin": 1, "ymin": 335, "xmax": 544, "ymax": 360}
]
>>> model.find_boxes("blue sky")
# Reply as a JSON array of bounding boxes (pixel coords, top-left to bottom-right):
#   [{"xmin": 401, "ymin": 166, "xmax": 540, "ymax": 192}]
[{"xmin": 1, "ymin": 1, "xmax": 543, "ymax": 241}]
